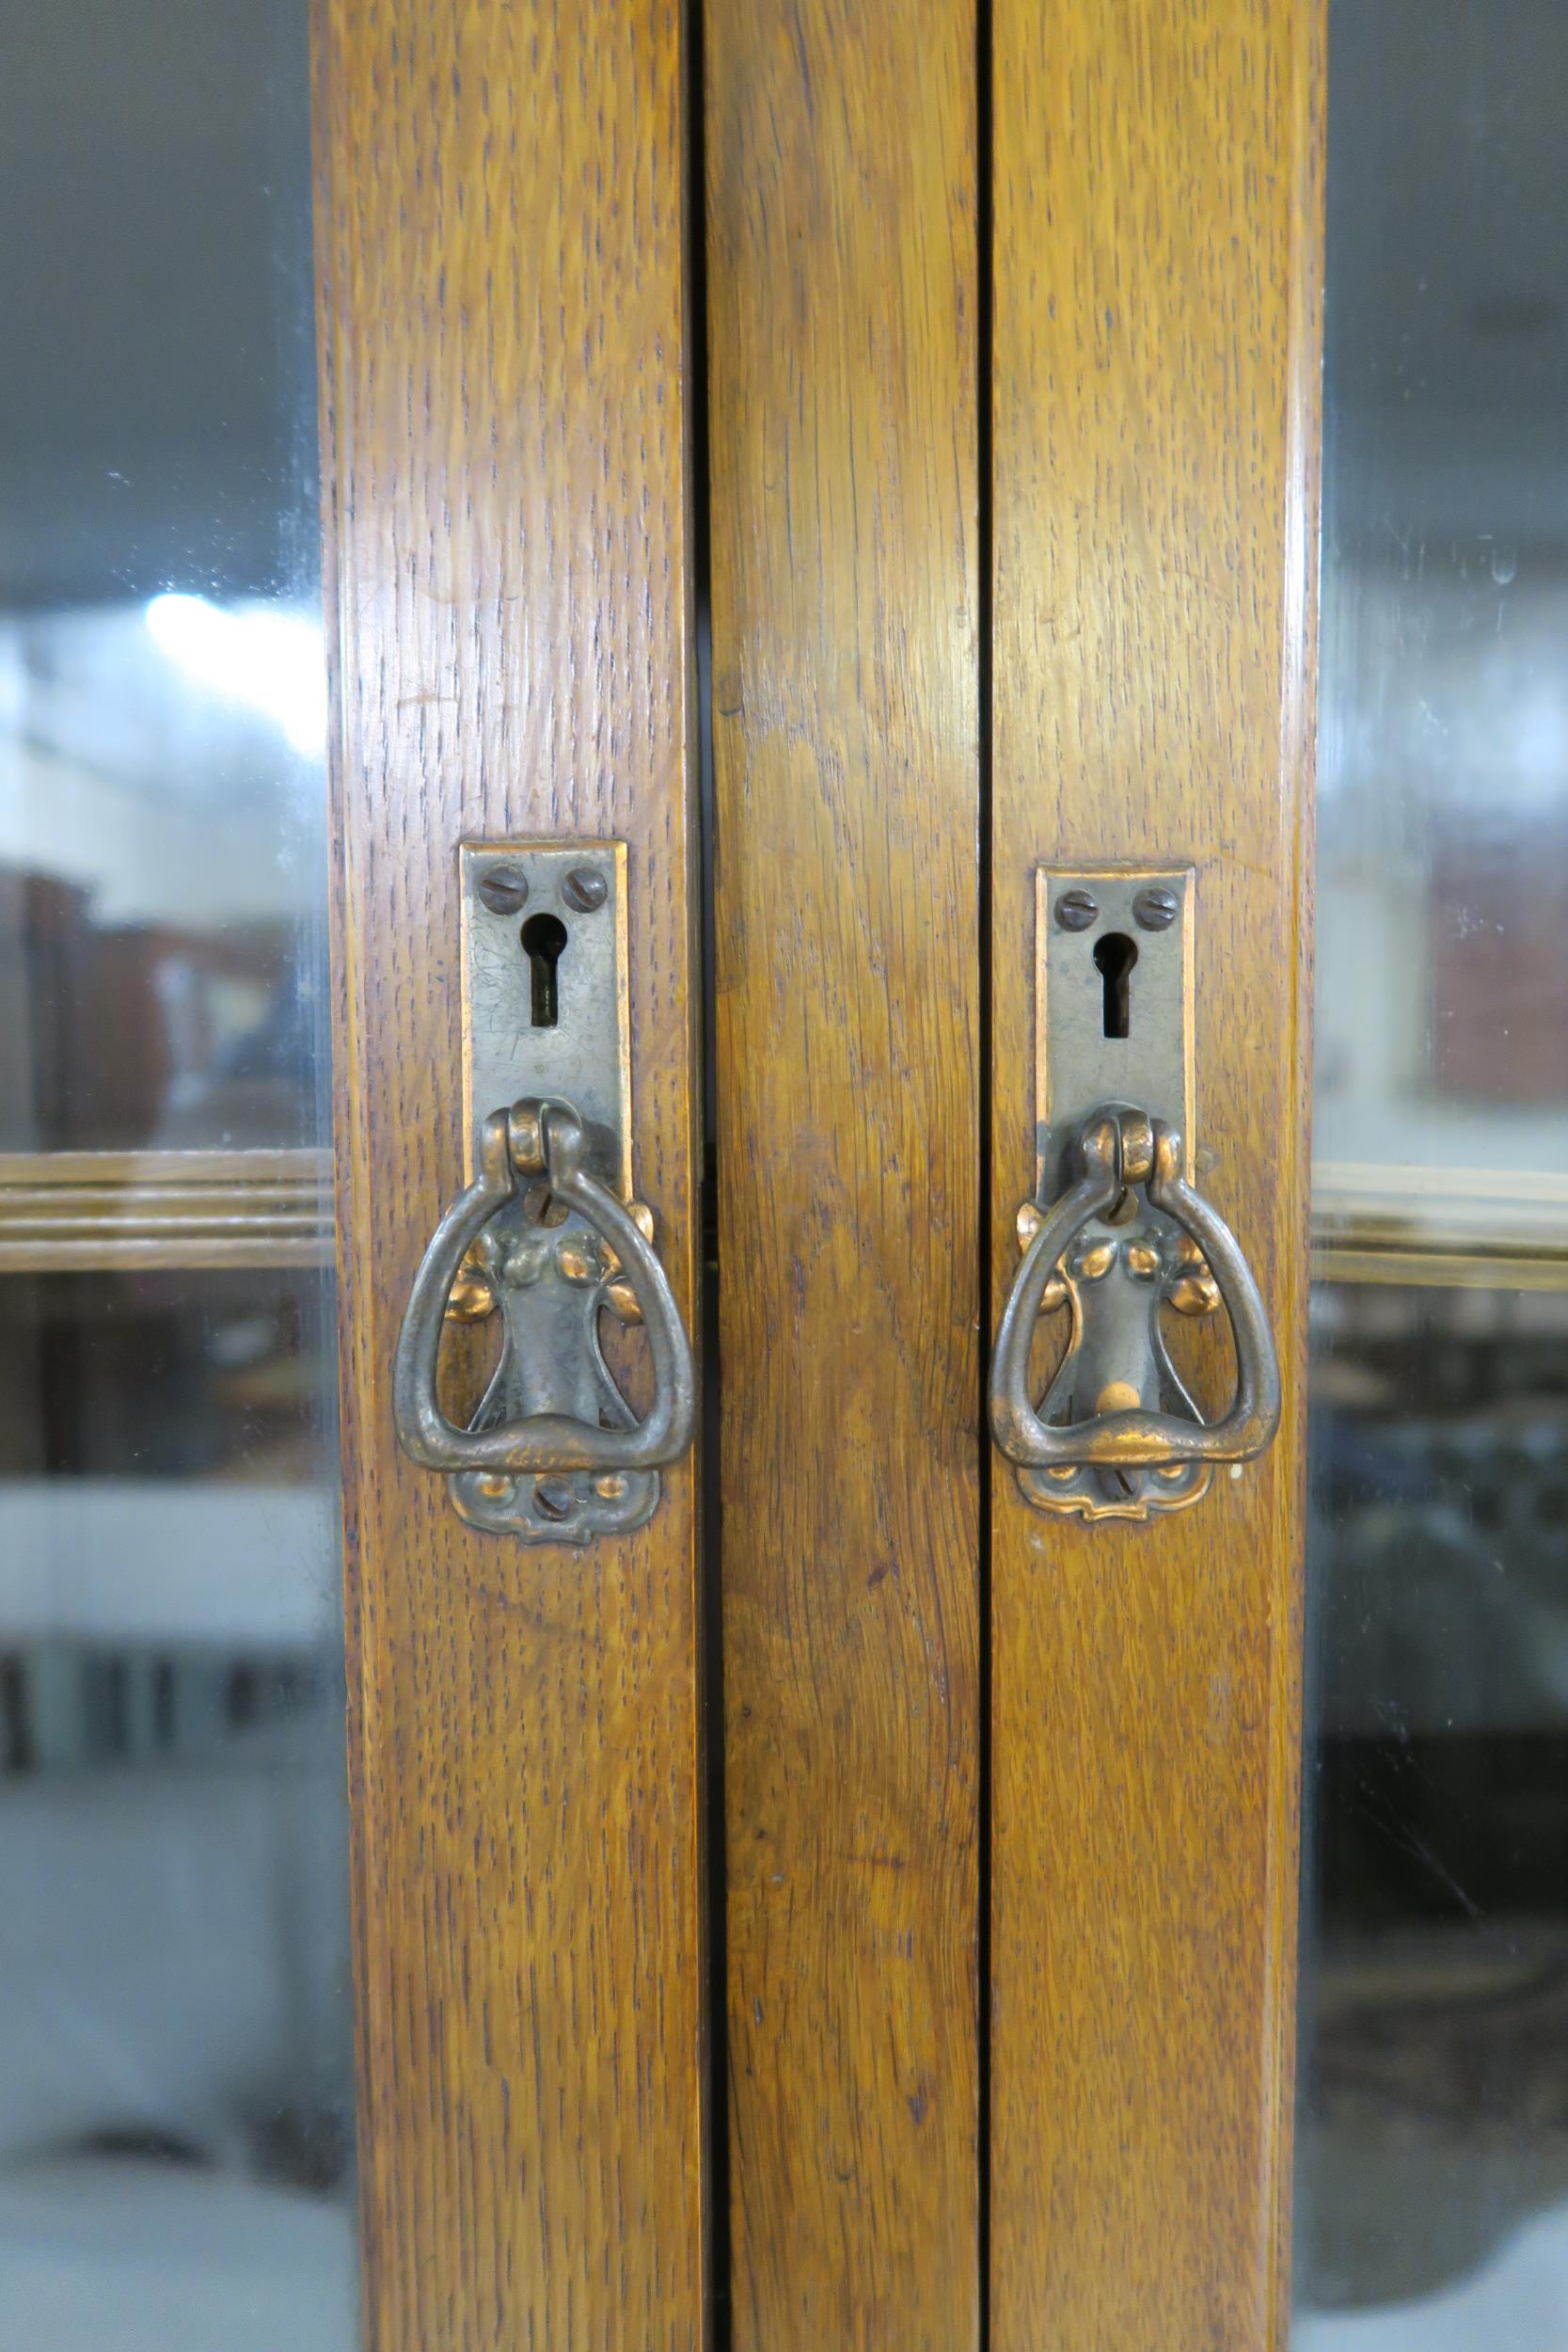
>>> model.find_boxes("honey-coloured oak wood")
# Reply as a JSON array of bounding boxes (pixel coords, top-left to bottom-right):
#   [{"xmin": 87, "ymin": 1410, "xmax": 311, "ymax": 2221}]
[
  {"xmin": 314, "ymin": 5, "xmax": 705, "ymax": 2345},
  {"xmin": 989, "ymin": 1, "xmax": 1323, "ymax": 2344},
  {"xmin": 705, "ymin": 4, "xmax": 982, "ymax": 2344}
]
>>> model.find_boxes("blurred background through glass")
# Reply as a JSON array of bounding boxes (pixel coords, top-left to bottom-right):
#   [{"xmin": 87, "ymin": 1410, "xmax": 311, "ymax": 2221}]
[
  {"xmin": 1299, "ymin": 4, "xmax": 1568, "ymax": 2344},
  {"xmin": 0, "ymin": 6, "xmax": 356, "ymax": 2345}
]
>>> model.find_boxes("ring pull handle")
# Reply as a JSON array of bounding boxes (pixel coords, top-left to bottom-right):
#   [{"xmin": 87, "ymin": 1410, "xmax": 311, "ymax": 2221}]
[
  {"xmin": 989, "ymin": 1106, "xmax": 1280, "ymax": 1521},
  {"xmin": 393, "ymin": 1098, "xmax": 696, "ymax": 1541}
]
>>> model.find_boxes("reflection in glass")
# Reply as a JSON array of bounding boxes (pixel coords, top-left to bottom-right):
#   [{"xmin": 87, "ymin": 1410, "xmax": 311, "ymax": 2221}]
[
  {"xmin": 0, "ymin": 1270, "xmax": 356, "ymax": 2347},
  {"xmin": 0, "ymin": 5, "xmax": 327, "ymax": 1153},
  {"xmin": 0, "ymin": 590, "xmax": 326, "ymax": 1155},
  {"xmin": 1300, "ymin": 1, "xmax": 1568, "ymax": 2344},
  {"xmin": 0, "ymin": 4, "xmax": 356, "ymax": 2344}
]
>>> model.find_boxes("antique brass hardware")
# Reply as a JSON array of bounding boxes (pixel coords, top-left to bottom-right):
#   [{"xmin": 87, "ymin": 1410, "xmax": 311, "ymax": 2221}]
[
  {"xmin": 1037, "ymin": 866, "xmax": 1194, "ymax": 1202},
  {"xmin": 992, "ymin": 868, "xmax": 1275, "ymax": 1519},
  {"xmin": 394, "ymin": 1098, "xmax": 695, "ymax": 1538},
  {"xmin": 990, "ymin": 1106, "xmax": 1280, "ymax": 1520},
  {"xmin": 391, "ymin": 843, "xmax": 695, "ymax": 1541}
]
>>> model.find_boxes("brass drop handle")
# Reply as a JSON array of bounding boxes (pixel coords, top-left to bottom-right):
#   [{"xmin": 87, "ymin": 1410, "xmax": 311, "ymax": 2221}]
[
  {"xmin": 989, "ymin": 1106, "xmax": 1280, "ymax": 1518},
  {"xmin": 393, "ymin": 1097, "xmax": 696, "ymax": 1540}
]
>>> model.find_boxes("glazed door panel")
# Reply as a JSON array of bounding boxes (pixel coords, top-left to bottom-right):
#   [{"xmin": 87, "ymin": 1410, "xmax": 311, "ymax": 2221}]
[
  {"xmin": 1297, "ymin": 4, "xmax": 1568, "ymax": 2344},
  {"xmin": 0, "ymin": 9, "xmax": 355, "ymax": 2349}
]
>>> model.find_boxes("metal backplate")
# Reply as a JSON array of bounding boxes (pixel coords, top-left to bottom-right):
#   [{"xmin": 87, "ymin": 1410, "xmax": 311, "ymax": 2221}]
[
  {"xmin": 1026, "ymin": 866, "xmax": 1205, "ymax": 1521},
  {"xmin": 462, "ymin": 841, "xmax": 631, "ymax": 1192},
  {"xmin": 1035, "ymin": 866, "xmax": 1195, "ymax": 1198},
  {"xmin": 456, "ymin": 841, "xmax": 652, "ymax": 1543}
]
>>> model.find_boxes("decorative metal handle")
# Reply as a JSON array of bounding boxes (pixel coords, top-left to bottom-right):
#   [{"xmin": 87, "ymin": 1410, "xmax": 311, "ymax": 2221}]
[
  {"xmin": 990, "ymin": 1106, "xmax": 1280, "ymax": 1519},
  {"xmin": 394, "ymin": 1098, "xmax": 696, "ymax": 1539}
]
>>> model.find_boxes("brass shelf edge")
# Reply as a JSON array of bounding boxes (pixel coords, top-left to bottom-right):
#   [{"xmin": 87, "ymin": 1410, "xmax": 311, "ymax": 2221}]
[
  {"xmin": 1312, "ymin": 1159, "xmax": 1568, "ymax": 1293},
  {"xmin": 0, "ymin": 1150, "xmax": 1564, "ymax": 1288},
  {"xmin": 0, "ymin": 1149, "xmax": 335, "ymax": 1273},
  {"xmin": 1311, "ymin": 1247, "xmax": 1568, "ymax": 1295}
]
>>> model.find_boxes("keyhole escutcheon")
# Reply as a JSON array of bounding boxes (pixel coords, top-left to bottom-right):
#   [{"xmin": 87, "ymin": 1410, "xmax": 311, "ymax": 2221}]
[
  {"xmin": 521, "ymin": 912, "xmax": 568, "ymax": 1028},
  {"xmin": 1093, "ymin": 930, "xmax": 1137, "ymax": 1040}
]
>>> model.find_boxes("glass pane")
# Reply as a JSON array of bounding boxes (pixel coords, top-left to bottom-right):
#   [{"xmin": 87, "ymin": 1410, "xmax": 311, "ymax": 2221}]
[
  {"xmin": 0, "ymin": 2, "xmax": 326, "ymax": 1152},
  {"xmin": 0, "ymin": 5, "xmax": 356, "ymax": 2345},
  {"xmin": 1300, "ymin": 1, "xmax": 1568, "ymax": 2343}
]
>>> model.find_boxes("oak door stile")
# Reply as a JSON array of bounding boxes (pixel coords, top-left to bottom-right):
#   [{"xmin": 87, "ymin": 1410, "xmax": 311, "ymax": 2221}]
[
  {"xmin": 314, "ymin": 4, "xmax": 706, "ymax": 2345},
  {"xmin": 705, "ymin": 4, "xmax": 983, "ymax": 2345},
  {"xmin": 988, "ymin": 1, "xmax": 1324, "ymax": 2344}
]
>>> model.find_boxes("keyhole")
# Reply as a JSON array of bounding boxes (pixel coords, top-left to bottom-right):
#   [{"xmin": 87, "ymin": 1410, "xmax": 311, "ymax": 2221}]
[
  {"xmin": 1093, "ymin": 931, "xmax": 1137, "ymax": 1039},
  {"xmin": 520, "ymin": 912, "xmax": 568, "ymax": 1027}
]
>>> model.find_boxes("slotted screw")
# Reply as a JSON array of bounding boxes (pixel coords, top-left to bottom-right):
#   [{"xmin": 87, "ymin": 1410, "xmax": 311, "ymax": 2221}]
[
  {"xmin": 1132, "ymin": 884, "xmax": 1180, "ymax": 932},
  {"xmin": 562, "ymin": 866, "xmax": 608, "ymax": 913},
  {"xmin": 478, "ymin": 863, "xmax": 530, "ymax": 915},
  {"xmin": 533, "ymin": 1477, "xmax": 577, "ymax": 1522},
  {"xmin": 1054, "ymin": 887, "xmax": 1100, "ymax": 932}
]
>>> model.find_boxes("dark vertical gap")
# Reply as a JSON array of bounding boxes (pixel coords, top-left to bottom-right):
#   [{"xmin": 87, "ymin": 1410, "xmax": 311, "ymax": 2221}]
[
  {"xmin": 687, "ymin": 1, "xmax": 731, "ymax": 2344},
  {"xmin": 974, "ymin": 0, "xmax": 996, "ymax": 2342},
  {"xmin": 1, "ymin": 1656, "xmax": 34, "ymax": 1774},
  {"xmin": 153, "ymin": 1654, "xmax": 176, "ymax": 1752}
]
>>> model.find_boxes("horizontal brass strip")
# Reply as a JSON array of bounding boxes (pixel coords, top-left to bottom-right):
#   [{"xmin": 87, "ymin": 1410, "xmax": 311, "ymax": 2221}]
[
  {"xmin": 1311, "ymin": 1160, "xmax": 1568, "ymax": 1295},
  {"xmin": 1313, "ymin": 1246, "xmax": 1568, "ymax": 1294},
  {"xmin": 0, "ymin": 1152, "xmax": 1562, "ymax": 1289},
  {"xmin": 0, "ymin": 1151, "xmax": 334, "ymax": 1273}
]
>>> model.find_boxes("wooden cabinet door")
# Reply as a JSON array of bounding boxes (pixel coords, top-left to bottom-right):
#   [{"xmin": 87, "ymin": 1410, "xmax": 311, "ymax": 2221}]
[
  {"xmin": 316, "ymin": 3, "xmax": 1322, "ymax": 2348},
  {"xmin": 704, "ymin": 7, "xmax": 983, "ymax": 2345},
  {"xmin": 30, "ymin": 4, "xmax": 1546, "ymax": 2342},
  {"xmin": 987, "ymin": 7, "xmax": 1321, "ymax": 2344},
  {"xmin": 316, "ymin": 5, "xmax": 707, "ymax": 2347}
]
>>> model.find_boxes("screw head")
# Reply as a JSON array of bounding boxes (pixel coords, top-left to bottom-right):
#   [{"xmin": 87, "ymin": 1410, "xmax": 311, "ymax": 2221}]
[
  {"xmin": 533, "ymin": 1476, "xmax": 578, "ymax": 1522},
  {"xmin": 562, "ymin": 866, "xmax": 608, "ymax": 913},
  {"xmin": 478, "ymin": 863, "xmax": 530, "ymax": 915},
  {"xmin": 1132, "ymin": 884, "xmax": 1180, "ymax": 931},
  {"xmin": 1054, "ymin": 887, "xmax": 1100, "ymax": 932}
]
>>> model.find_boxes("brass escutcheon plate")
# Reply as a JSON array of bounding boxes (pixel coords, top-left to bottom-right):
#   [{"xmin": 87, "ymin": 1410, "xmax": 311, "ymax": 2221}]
[
  {"xmin": 462, "ymin": 840, "xmax": 631, "ymax": 1195},
  {"xmin": 1025, "ymin": 868, "xmax": 1206, "ymax": 1521},
  {"xmin": 1035, "ymin": 865, "xmax": 1195, "ymax": 1202},
  {"xmin": 453, "ymin": 840, "xmax": 652, "ymax": 1541}
]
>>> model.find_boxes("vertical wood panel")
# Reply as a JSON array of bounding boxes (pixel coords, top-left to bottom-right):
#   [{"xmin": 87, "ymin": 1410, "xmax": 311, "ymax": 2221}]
[
  {"xmin": 314, "ymin": 5, "xmax": 705, "ymax": 2344},
  {"xmin": 705, "ymin": 4, "xmax": 982, "ymax": 2344},
  {"xmin": 990, "ymin": 2, "xmax": 1323, "ymax": 2344}
]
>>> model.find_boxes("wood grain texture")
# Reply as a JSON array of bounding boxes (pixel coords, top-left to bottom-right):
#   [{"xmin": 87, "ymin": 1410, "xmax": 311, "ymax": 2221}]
[
  {"xmin": 990, "ymin": 2, "xmax": 1323, "ymax": 2344},
  {"xmin": 705, "ymin": 5, "xmax": 981, "ymax": 2344},
  {"xmin": 314, "ymin": 5, "xmax": 705, "ymax": 2345}
]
